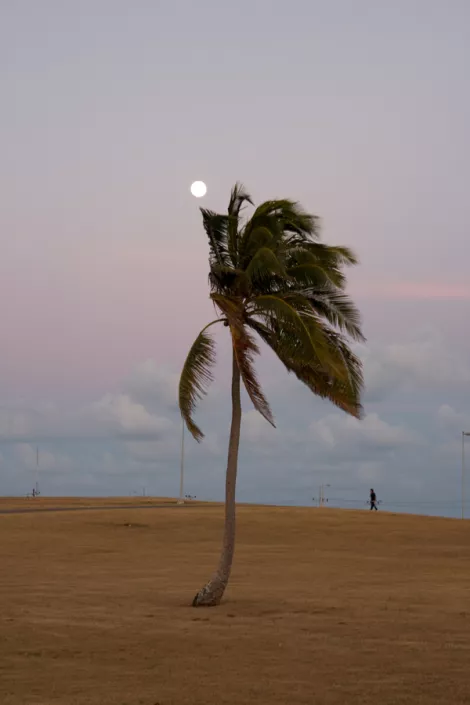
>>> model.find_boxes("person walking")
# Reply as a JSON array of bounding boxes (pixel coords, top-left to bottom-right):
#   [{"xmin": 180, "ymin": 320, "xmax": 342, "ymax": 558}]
[{"xmin": 370, "ymin": 488, "xmax": 378, "ymax": 511}]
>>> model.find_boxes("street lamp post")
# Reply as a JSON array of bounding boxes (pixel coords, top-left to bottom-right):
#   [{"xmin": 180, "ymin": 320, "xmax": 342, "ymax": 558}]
[
  {"xmin": 462, "ymin": 432, "xmax": 470, "ymax": 520},
  {"xmin": 178, "ymin": 419, "xmax": 185, "ymax": 504},
  {"xmin": 318, "ymin": 483, "xmax": 331, "ymax": 507}
]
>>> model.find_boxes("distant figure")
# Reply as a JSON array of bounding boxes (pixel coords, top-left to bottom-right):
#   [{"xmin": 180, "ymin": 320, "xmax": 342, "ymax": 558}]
[{"xmin": 370, "ymin": 488, "xmax": 378, "ymax": 511}]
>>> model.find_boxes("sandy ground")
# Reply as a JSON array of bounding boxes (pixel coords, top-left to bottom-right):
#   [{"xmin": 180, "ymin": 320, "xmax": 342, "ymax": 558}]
[
  {"xmin": 0, "ymin": 497, "xmax": 179, "ymax": 511},
  {"xmin": 1, "ymin": 499, "xmax": 470, "ymax": 705}
]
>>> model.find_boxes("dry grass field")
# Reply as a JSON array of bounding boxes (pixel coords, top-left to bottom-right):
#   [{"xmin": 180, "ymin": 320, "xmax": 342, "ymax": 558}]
[{"xmin": 1, "ymin": 498, "xmax": 470, "ymax": 705}]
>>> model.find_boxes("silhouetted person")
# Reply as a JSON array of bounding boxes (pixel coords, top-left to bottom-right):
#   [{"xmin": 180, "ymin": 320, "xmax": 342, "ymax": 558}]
[{"xmin": 370, "ymin": 488, "xmax": 378, "ymax": 511}]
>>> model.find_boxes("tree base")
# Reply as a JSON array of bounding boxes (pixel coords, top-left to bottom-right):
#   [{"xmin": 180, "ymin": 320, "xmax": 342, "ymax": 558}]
[{"xmin": 192, "ymin": 578, "xmax": 226, "ymax": 607}]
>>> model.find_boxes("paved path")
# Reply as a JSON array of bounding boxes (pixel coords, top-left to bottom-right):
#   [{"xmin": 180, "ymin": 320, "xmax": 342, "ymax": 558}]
[{"xmin": 0, "ymin": 503, "xmax": 204, "ymax": 516}]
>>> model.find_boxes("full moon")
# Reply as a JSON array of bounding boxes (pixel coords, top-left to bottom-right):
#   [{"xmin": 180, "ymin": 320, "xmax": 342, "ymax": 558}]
[{"xmin": 190, "ymin": 181, "xmax": 207, "ymax": 198}]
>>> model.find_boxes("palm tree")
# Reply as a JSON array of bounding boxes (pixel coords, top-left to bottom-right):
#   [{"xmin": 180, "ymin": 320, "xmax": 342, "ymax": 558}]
[{"xmin": 179, "ymin": 183, "xmax": 364, "ymax": 607}]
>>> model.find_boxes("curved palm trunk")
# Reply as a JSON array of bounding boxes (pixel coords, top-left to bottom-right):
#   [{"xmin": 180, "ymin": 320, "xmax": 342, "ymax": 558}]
[{"xmin": 192, "ymin": 351, "xmax": 241, "ymax": 607}]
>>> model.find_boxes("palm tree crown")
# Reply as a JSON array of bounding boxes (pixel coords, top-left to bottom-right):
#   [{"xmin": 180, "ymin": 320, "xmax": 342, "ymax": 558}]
[{"xmin": 179, "ymin": 183, "xmax": 364, "ymax": 442}]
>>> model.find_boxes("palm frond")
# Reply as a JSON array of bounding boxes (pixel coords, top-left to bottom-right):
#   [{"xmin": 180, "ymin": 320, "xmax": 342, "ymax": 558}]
[
  {"xmin": 245, "ymin": 247, "xmax": 285, "ymax": 286},
  {"xmin": 247, "ymin": 319, "xmax": 363, "ymax": 418},
  {"xmin": 276, "ymin": 299, "xmax": 352, "ymax": 382},
  {"xmin": 250, "ymin": 294, "xmax": 319, "ymax": 359},
  {"xmin": 210, "ymin": 292, "xmax": 244, "ymax": 321},
  {"xmin": 251, "ymin": 200, "xmax": 320, "ymax": 240},
  {"xmin": 302, "ymin": 288, "xmax": 365, "ymax": 342},
  {"xmin": 200, "ymin": 209, "xmax": 230, "ymax": 267},
  {"xmin": 209, "ymin": 265, "xmax": 246, "ymax": 295},
  {"xmin": 209, "ymin": 292, "xmax": 275, "ymax": 426},
  {"xmin": 323, "ymin": 329, "xmax": 364, "ymax": 399},
  {"xmin": 287, "ymin": 264, "xmax": 334, "ymax": 289},
  {"xmin": 239, "ymin": 221, "xmax": 278, "ymax": 267},
  {"xmin": 226, "ymin": 183, "xmax": 253, "ymax": 267},
  {"xmin": 303, "ymin": 242, "xmax": 359, "ymax": 267},
  {"xmin": 231, "ymin": 323, "xmax": 275, "ymax": 426},
  {"xmin": 228, "ymin": 182, "xmax": 253, "ymax": 217},
  {"xmin": 179, "ymin": 323, "xmax": 219, "ymax": 441}
]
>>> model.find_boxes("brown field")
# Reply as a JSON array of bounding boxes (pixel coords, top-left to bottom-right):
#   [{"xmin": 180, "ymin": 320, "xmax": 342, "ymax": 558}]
[
  {"xmin": 1, "ymin": 499, "xmax": 470, "ymax": 705},
  {"xmin": 0, "ymin": 497, "xmax": 179, "ymax": 510}
]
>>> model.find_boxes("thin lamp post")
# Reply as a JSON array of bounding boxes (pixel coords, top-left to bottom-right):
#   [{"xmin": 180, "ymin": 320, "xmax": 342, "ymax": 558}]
[
  {"xmin": 319, "ymin": 483, "xmax": 331, "ymax": 507},
  {"xmin": 35, "ymin": 446, "xmax": 39, "ymax": 496},
  {"xmin": 462, "ymin": 432, "xmax": 470, "ymax": 520},
  {"xmin": 178, "ymin": 419, "xmax": 185, "ymax": 504}
]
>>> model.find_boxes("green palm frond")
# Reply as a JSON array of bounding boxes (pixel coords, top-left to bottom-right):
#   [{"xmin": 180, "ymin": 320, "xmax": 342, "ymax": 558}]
[
  {"xmin": 245, "ymin": 247, "xmax": 285, "ymax": 286},
  {"xmin": 179, "ymin": 321, "xmax": 220, "ymax": 441},
  {"xmin": 227, "ymin": 183, "xmax": 253, "ymax": 267},
  {"xmin": 304, "ymin": 242, "xmax": 359, "ymax": 267},
  {"xmin": 251, "ymin": 200, "xmax": 320, "ymax": 239},
  {"xmin": 210, "ymin": 292, "xmax": 244, "ymax": 321},
  {"xmin": 200, "ymin": 209, "xmax": 230, "ymax": 267},
  {"xmin": 302, "ymin": 288, "xmax": 365, "ymax": 342},
  {"xmin": 239, "ymin": 224, "xmax": 276, "ymax": 267},
  {"xmin": 247, "ymin": 320, "xmax": 363, "ymax": 418},
  {"xmin": 251, "ymin": 294, "xmax": 320, "ymax": 359},
  {"xmin": 278, "ymin": 299, "xmax": 351, "ymax": 382},
  {"xmin": 228, "ymin": 182, "xmax": 253, "ymax": 217},
  {"xmin": 296, "ymin": 363, "xmax": 363, "ymax": 417},
  {"xmin": 209, "ymin": 265, "xmax": 246, "ymax": 295},
  {"xmin": 323, "ymin": 329, "xmax": 364, "ymax": 399},
  {"xmin": 287, "ymin": 264, "xmax": 336, "ymax": 289},
  {"xmin": 251, "ymin": 292, "xmax": 349, "ymax": 381},
  {"xmin": 231, "ymin": 324, "xmax": 275, "ymax": 427},
  {"xmin": 210, "ymin": 293, "xmax": 274, "ymax": 425}
]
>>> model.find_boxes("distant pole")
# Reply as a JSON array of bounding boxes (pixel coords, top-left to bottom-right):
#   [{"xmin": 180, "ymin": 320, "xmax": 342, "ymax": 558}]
[
  {"xmin": 35, "ymin": 446, "xmax": 39, "ymax": 496},
  {"xmin": 178, "ymin": 419, "xmax": 185, "ymax": 504},
  {"xmin": 462, "ymin": 432, "xmax": 470, "ymax": 520},
  {"xmin": 319, "ymin": 483, "xmax": 330, "ymax": 507}
]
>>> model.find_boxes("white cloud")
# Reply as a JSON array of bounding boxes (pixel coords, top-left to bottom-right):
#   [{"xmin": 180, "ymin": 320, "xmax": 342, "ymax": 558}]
[
  {"xmin": 121, "ymin": 359, "xmax": 179, "ymax": 409},
  {"xmin": 0, "ymin": 361, "xmax": 175, "ymax": 442},
  {"xmin": 310, "ymin": 412, "xmax": 420, "ymax": 453},
  {"xmin": 241, "ymin": 409, "xmax": 302, "ymax": 457},
  {"xmin": 356, "ymin": 460, "xmax": 386, "ymax": 483},
  {"xmin": 360, "ymin": 330, "xmax": 470, "ymax": 401},
  {"xmin": 0, "ymin": 407, "xmax": 38, "ymax": 439},
  {"xmin": 14, "ymin": 443, "xmax": 74, "ymax": 473},
  {"xmin": 0, "ymin": 347, "xmax": 467, "ymax": 507},
  {"xmin": 437, "ymin": 404, "xmax": 470, "ymax": 431},
  {"xmin": 435, "ymin": 405, "xmax": 470, "ymax": 463},
  {"xmin": 242, "ymin": 410, "xmax": 277, "ymax": 444},
  {"xmin": 89, "ymin": 393, "xmax": 172, "ymax": 439}
]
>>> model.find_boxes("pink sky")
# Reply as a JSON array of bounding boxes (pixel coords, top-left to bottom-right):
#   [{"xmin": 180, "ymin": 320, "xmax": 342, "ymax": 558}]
[{"xmin": 2, "ymin": 0, "xmax": 470, "ymax": 400}]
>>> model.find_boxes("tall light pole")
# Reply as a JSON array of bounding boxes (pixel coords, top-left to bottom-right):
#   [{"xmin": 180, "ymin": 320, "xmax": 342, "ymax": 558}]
[
  {"xmin": 462, "ymin": 432, "xmax": 470, "ymax": 520},
  {"xmin": 178, "ymin": 419, "xmax": 185, "ymax": 504},
  {"xmin": 318, "ymin": 483, "xmax": 331, "ymax": 507},
  {"xmin": 35, "ymin": 446, "xmax": 39, "ymax": 497}
]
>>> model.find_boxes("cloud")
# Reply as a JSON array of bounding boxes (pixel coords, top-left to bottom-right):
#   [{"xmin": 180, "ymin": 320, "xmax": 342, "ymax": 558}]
[
  {"xmin": 14, "ymin": 443, "xmax": 74, "ymax": 473},
  {"xmin": 242, "ymin": 410, "xmax": 278, "ymax": 444},
  {"xmin": 0, "ymin": 350, "xmax": 466, "ymax": 511},
  {"xmin": 0, "ymin": 387, "xmax": 173, "ymax": 443},
  {"xmin": 356, "ymin": 460, "xmax": 386, "ymax": 483},
  {"xmin": 89, "ymin": 394, "xmax": 172, "ymax": 440},
  {"xmin": 241, "ymin": 409, "xmax": 303, "ymax": 458},
  {"xmin": 360, "ymin": 330, "xmax": 470, "ymax": 402},
  {"xmin": 310, "ymin": 412, "xmax": 420, "ymax": 455},
  {"xmin": 437, "ymin": 404, "xmax": 470, "ymax": 432},
  {"xmin": 121, "ymin": 359, "xmax": 179, "ymax": 410}
]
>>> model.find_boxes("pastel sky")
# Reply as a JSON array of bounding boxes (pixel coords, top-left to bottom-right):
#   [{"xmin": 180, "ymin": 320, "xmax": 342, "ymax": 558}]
[{"xmin": 1, "ymin": 1, "xmax": 470, "ymax": 516}]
